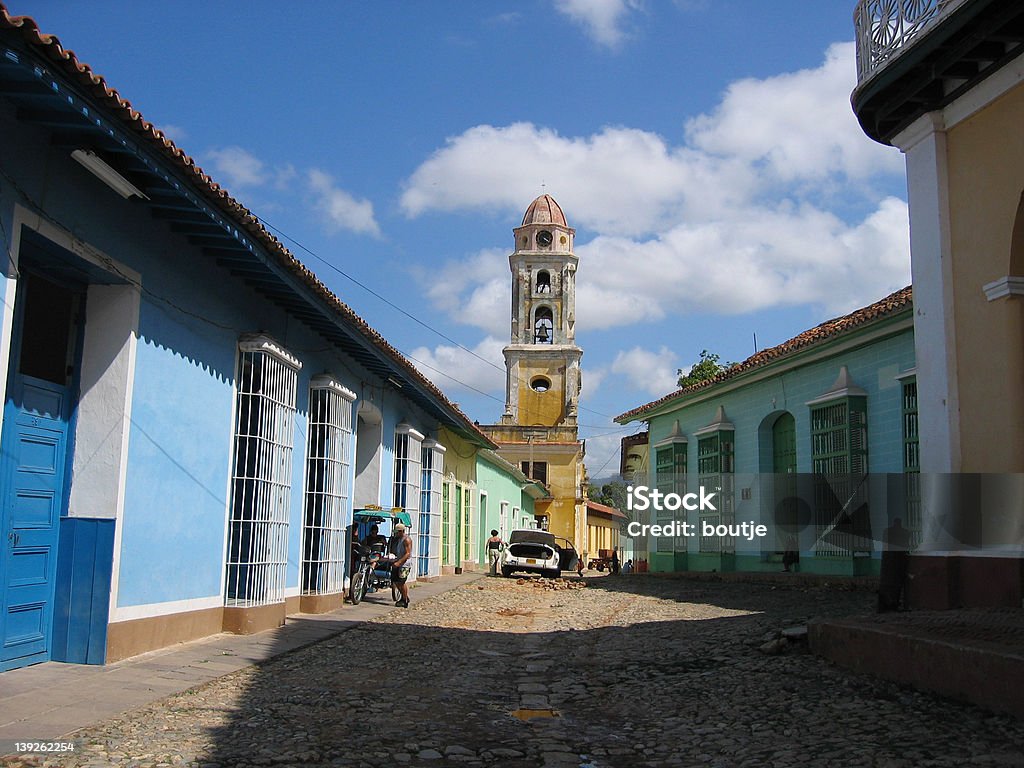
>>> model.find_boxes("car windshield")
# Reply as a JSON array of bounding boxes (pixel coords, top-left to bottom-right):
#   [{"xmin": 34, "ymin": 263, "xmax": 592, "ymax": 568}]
[{"xmin": 508, "ymin": 530, "xmax": 555, "ymax": 546}]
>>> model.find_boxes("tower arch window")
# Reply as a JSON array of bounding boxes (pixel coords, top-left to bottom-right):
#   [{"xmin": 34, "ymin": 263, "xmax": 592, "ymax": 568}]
[
  {"xmin": 536, "ymin": 270, "xmax": 551, "ymax": 294},
  {"xmin": 534, "ymin": 306, "xmax": 553, "ymax": 344}
]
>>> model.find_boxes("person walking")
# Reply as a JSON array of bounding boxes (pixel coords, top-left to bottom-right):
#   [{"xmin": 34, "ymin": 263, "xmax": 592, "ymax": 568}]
[
  {"xmin": 389, "ymin": 522, "xmax": 413, "ymax": 608},
  {"xmin": 486, "ymin": 530, "xmax": 504, "ymax": 576}
]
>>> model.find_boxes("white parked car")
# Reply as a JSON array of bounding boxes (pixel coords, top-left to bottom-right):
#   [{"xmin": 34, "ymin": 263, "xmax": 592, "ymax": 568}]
[{"xmin": 502, "ymin": 529, "xmax": 578, "ymax": 579}]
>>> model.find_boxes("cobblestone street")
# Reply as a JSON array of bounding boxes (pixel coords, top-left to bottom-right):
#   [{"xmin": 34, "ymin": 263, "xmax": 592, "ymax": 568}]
[{"xmin": 7, "ymin": 575, "xmax": 1024, "ymax": 768}]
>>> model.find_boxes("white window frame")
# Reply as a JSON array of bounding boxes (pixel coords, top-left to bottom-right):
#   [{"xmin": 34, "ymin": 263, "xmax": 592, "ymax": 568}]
[
  {"xmin": 419, "ymin": 439, "xmax": 445, "ymax": 578},
  {"xmin": 300, "ymin": 376, "xmax": 355, "ymax": 596},
  {"xmin": 500, "ymin": 500, "xmax": 510, "ymax": 539},
  {"xmin": 442, "ymin": 477, "xmax": 455, "ymax": 566},
  {"xmin": 478, "ymin": 490, "xmax": 489, "ymax": 564},
  {"xmin": 225, "ymin": 336, "xmax": 300, "ymax": 608},
  {"xmin": 393, "ymin": 424, "xmax": 423, "ymax": 578},
  {"xmin": 461, "ymin": 482, "xmax": 477, "ymax": 563}
]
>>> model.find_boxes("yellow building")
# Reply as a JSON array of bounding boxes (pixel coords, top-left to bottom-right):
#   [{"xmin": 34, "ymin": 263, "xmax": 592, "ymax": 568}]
[
  {"xmin": 479, "ymin": 195, "xmax": 587, "ymax": 551},
  {"xmin": 851, "ymin": 0, "xmax": 1024, "ymax": 607},
  {"xmin": 436, "ymin": 425, "xmax": 480, "ymax": 575},
  {"xmin": 585, "ymin": 501, "xmax": 624, "ymax": 563}
]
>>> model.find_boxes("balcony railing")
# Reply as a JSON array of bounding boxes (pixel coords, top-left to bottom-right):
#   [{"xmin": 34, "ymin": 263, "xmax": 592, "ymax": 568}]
[{"xmin": 854, "ymin": 0, "xmax": 970, "ymax": 83}]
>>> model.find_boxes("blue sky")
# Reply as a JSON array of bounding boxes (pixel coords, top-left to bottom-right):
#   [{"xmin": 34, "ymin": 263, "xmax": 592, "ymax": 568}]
[{"xmin": 11, "ymin": 0, "xmax": 911, "ymax": 477}]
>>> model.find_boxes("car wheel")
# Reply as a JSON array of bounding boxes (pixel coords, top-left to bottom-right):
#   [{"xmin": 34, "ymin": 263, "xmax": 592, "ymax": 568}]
[
  {"xmin": 501, "ymin": 566, "xmax": 513, "ymax": 578},
  {"xmin": 545, "ymin": 569, "xmax": 560, "ymax": 579}
]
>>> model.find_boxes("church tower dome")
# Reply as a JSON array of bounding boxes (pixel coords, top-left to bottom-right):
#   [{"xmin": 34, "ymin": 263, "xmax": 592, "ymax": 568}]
[{"xmin": 522, "ymin": 194, "xmax": 568, "ymax": 227}]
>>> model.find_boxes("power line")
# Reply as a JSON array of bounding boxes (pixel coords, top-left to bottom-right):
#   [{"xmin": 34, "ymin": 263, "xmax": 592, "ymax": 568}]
[
  {"xmin": 254, "ymin": 213, "xmax": 616, "ymax": 421},
  {"xmin": 255, "ymin": 215, "xmax": 506, "ymax": 373}
]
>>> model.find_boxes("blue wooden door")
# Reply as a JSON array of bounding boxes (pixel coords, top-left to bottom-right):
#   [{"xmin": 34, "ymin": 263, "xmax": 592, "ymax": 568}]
[{"xmin": 0, "ymin": 272, "xmax": 79, "ymax": 671}]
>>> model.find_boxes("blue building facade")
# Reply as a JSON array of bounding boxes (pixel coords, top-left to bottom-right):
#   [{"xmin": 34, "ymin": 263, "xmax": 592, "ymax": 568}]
[
  {"xmin": 0, "ymin": 13, "xmax": 494, "ymax": 670},
  {"xmin": 617, "ymin": 288, "xmax": 917, "ymax": 577}
]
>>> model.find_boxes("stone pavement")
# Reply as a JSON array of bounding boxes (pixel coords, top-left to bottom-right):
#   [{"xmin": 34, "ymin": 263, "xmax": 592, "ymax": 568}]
[
  {"xmin": 4, "ymin": 573, "xmax": 1024, "ymax": 767},
  {"xmin": 0, "ymin": 571, "xmax": 483, "ymax": 748}
]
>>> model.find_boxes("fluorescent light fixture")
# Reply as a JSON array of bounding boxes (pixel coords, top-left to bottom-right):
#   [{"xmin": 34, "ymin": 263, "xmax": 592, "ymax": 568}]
[
  {"xmin": 71, "ymin": 149, "xmax": 149, "ymax": 200},
  {"xmin": 386, "ymin": 376, "xmax": 403, "ymax": 389}
]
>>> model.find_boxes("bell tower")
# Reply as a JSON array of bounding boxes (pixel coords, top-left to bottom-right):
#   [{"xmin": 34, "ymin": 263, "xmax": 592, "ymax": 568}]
[
  {"xmin": 502, "ymin": 194, "xmax": 583, "ymax": 428},
  {"xmin": 481, "ymin": 194, "xmax": 586, "ymax": 550}
]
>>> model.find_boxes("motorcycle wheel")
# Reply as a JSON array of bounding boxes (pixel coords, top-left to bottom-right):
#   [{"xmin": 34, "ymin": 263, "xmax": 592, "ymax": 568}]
[{"xmin": 350, "ymin": 567, "xmax": 367, "ymax": 606}]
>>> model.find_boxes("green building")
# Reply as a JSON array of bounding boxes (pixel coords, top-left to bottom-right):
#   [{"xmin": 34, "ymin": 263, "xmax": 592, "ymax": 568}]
[
  {"xmin": 616, "ymin": 287, "xmax": 917, "ymax": 577},
  {"xmin": 475, "ymin": 450, "xmax": 547, "ymax": 565}
]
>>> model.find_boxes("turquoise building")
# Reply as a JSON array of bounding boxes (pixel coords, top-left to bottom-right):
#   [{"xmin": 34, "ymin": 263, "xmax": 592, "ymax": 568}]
[
  {"xmin": 475, "ymin": 449, "xmax": 545, "ymax": 564},
  {"xmin": 616, "ymin": 288, "xmax": 917, "ymax": 577}
]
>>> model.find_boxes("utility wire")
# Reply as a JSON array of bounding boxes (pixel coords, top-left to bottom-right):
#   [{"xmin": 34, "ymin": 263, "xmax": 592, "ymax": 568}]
[{"xmin": 254, "ymin": 213, "xmax": 617, "ymax": 421}]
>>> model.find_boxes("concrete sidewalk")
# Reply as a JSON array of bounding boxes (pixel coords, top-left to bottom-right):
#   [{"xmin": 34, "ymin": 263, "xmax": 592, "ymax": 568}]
[
  {"xmin": 810, "ymin": 607, "xmax": 1024, "ymax": 720},
  {"xmin": 0, "ymin": 572, "xmax": 483, "ymax": 746}
]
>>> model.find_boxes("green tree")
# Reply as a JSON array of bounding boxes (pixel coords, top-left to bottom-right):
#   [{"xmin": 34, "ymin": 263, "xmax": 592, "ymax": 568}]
[
  {"xmin": 677, "ymin": 350, "xmax": 733, "ymax": 388},
  {"xmin": 590, "ymin": 481, "xmax": 628, "ymax": 511}
]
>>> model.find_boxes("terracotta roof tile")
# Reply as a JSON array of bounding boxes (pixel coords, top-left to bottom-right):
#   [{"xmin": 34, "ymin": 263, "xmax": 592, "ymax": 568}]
[
  {"xmin": 586, "ymin": 500, "xmax": 626, "ymax": 519},
  {"xmin": 0, "ymin": 6, "xmax": 494, "ymax": 448},
  {"xmin": 616, "ymin": 285, "xmax": 913, "ymax": 422}
]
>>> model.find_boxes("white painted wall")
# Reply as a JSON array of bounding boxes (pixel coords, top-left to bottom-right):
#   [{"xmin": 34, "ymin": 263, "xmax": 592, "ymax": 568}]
[{"xmin": 69, "ymin": 283, "xmax": 139, "ymax": 519}]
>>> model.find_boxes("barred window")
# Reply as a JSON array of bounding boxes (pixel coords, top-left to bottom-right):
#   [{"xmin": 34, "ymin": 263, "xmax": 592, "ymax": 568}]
[
  {"xmin": 654, "ymin": 437, "xmax": 686, "ymax": 554},
  {"xmin": 301, "ymin": 376, "xmax": 355, "ymax": 596},
  {"xmin": 810, "ymin": 392, "xmax": 869, "ymax": 555},
  {"xmin": 442, "ymin": 480, "xmax": 454, "ymax": 566},
  {"xmin": 226, "ymin": 337, "xmax": 300, "ymax": 607},
  {"xmin": 901, "ymin": 377, "xmax": 921, "ymax": 548},
  {"xmin": 902, "ymin": 379, "xmax": 919, "ymax": 472},
  {"xmin": 696, "ymin": 429, "xmax": 735, "ymax": 554},
  {"xmin": 461, "ymin": 483, "xmax": 476, "ymax": 563},
  {"xmin": 393, "ymin": 424, "xmax": 423, "ymax": 516},
  {"xmin": 418, "ymin": 440, "xmax": 445, "ymax": 578}
]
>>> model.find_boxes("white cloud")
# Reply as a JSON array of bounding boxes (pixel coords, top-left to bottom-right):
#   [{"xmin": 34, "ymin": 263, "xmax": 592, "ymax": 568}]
[
  {"xmin": 158, "ymin": 123, "xmax": 188, "ymax": 142},
  {"xmin": 685, "ymin": 42, "xmax": 904, "ymax": 183},
  {"xmin": 582, "ymin": 366, "xmax": 607, "ymax": 398},
  {"xmin": 554, "ymin": 0, "xmax": 641, "ymax": 49},
  {"xmin": 611, "ymin": 346, "xmax": 679, "ymax": 396},
  {"xmin": 401, "ymin": 123, "xmax": 738, "ymax": 238},
  {"xmin": 408, "ymin": 336, "xmax": 506, "ymax": 397},
  {"xmin": 575, "ymin": 195, "xmax": 911, "ymax": 328},
  {"xmin": 401, "ymin": 42, "xmax": 910, "ymax": 331},
  {"xmin": 307, "ymin": 169, "xmax": 381, "ymax": 237},
  {"xmin": 421, "ymin": 248, "xmax": 509, "ymax": 337},
  {"xmin": 205, "ymin": 146, "xmax": 268, "ymax": 190}
]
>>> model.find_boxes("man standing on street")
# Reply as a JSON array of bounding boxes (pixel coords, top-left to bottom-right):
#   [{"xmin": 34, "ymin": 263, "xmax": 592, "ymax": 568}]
[
  {"xmin": 486, "ymin": 529, "xmax": 504, "ymax": 576},
  {"xmin": 390, "ymin": 522, "xmax": 413, "ymax": 608}
]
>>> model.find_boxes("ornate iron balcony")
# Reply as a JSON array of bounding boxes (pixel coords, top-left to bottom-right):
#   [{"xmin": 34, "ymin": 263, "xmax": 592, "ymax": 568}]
[{"xmin": 854, "ymin": 0, "xmax": 970, "ymax": 83}]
